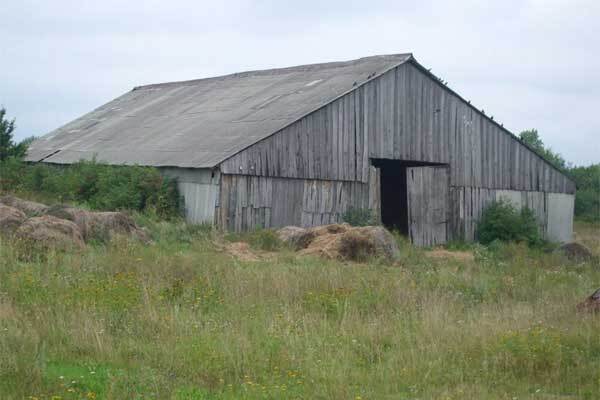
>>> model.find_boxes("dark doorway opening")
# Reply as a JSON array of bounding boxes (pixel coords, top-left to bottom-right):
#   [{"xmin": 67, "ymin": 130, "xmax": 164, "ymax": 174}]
[{"xmin": 371, "ymin": 159, "xmax": 446, "ymax": 235}]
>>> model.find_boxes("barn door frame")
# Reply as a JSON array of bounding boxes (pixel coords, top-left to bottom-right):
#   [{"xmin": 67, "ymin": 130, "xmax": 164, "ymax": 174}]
[{"xmin": 406, "ymin": 165, "xmax": 450, "ymax": 246}]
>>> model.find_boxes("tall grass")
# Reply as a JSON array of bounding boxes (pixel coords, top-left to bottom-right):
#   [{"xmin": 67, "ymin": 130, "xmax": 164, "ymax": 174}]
[{"xmin": 0, "ymin": 220, "xmax": 598, "ymax": 399}]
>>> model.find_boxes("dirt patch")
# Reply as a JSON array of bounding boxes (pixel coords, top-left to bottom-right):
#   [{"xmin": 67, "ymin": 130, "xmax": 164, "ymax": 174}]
[
  {"xmin": 278, "ymin": 224, "xmax": 400, "ymax": 262},
  {"xmin": 16, "ymin": 215, "xmax": 85, "ymax": 251},
  {"xmin": 0, "ymin": 204, "xmax": 26, "ymax": 235},
  {"xmin": 426, "ymin": 249, "xmax": 475, "ymax": 262},
  {"xmin": 0, "ymin": 195, "xmax": 48, "ymax": 216}
]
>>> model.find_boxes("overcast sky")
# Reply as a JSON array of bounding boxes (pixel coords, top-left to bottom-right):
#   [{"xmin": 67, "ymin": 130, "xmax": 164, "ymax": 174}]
[{"xmin": 2, "ymin": 0, "xmax": 598, "ymax": 165}]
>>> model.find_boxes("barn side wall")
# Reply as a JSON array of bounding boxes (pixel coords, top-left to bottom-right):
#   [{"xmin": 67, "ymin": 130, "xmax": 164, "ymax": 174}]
[
  {"xmin": 217, "ymin": 61, "xmax": 574, "ymax": 242},
  {"xmin": 160, "ymin": 167, "xmax": 220, "ymax": 224},
  {"xmin": 216, "ymin": 169, "xmax": 380, "ymax": 232}
]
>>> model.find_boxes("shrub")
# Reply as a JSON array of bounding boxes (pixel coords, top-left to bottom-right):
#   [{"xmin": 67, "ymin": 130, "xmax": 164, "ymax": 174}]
[
  {"xmin": 0, "ymin": 159, "xmax": 181, "ymax": 218},
  {"xmin": 476, "ymin": 200, "xmax": 542, "ymax": 246},
  {"xmin": 342, "ymin": 207, "xmax": 376, "ymax": 226}
]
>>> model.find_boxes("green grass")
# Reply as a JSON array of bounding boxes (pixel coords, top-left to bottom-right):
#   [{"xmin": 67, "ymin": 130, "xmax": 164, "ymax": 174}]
[{"xmin": 0, "ymin": 220, "xmax": 599, "ymax": 399}]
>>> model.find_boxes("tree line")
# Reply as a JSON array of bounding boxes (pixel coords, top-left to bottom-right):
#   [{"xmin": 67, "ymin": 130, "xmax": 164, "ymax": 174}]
[{"xmin": 519, "ymin": 129, "xmax": 599, "ymax": 222}]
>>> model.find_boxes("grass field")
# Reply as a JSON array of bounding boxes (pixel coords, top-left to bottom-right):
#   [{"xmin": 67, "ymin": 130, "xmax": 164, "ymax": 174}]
[{"xmin": 0, "ymin": 216, "xmax": 599, "ymax": 399}]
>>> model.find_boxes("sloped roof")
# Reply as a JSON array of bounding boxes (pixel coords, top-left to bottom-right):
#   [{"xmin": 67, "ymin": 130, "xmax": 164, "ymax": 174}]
[{"xmin": 26, "ymin": 54, "xmax": 413, "ymax": 167}]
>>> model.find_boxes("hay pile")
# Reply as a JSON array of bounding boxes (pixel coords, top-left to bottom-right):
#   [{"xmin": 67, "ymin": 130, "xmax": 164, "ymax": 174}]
[
  {"xmin": 0, "ymin": 195, "xmax": 48, "ymax": 216},
  {"xmin": 45, "ymin": 205, "xmax": 150, "ymax": 243},
  {"xmin": 0, "ymin": 204, "xmax": 26, "ymax": 234},
  {"xmin": 16, "ymin": 215, "xmax": 85, "ymax": 251},
  {"xmin": 577, "ymin": 288, "xmax": 600, "ymax": 314},
  {"xmin": 0, "ymin": 196, "xmax": 149, "ymax": 250},
  {"xmin": 277, "ymin": 223, "xmax": 400, "ymax": 262},
  {"xmin": 555, "ymin": 242, "xmax": 594, "ymax": 262}
]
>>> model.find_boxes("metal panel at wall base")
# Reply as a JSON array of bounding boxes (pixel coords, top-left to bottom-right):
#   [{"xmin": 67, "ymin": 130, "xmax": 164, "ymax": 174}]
[
  {"xmin": 546, "ymin": 193, "xmax": 574, "ymax": 243},
  {"xmin": 160, "ymin": 168, "xmax": 220, "ymax": 224},
  {"xmin": 407, "ymin": 166, "xmax": 449, "ymax": 246},
  {"xmin": 449, "ymin": 187, "xmax": 573, "ymax": 243}
]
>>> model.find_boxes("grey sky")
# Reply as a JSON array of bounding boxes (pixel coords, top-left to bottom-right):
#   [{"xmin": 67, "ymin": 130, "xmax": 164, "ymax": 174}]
[{"xmin": 2, "ymin": 0, "xmax": 599, "ymax": 165}]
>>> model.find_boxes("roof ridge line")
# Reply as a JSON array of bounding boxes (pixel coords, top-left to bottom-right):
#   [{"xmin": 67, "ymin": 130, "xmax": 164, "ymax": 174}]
[{"xmin": 132, "ymin": 53, "xmax": 413, "ymax": 91}]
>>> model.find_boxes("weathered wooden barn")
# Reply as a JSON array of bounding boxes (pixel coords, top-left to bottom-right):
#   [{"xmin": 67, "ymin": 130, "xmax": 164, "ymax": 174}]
[{"xmin": 26, "ymin": 54, "xmax": 575, "ymax": 245}]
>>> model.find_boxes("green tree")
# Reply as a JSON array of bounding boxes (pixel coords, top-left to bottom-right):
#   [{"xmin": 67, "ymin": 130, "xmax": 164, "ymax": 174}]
[
  {"xmin": 0, "ymin": 107, "xmax": 31, "ymax": 161},
  {"xmin": 0, "ymin": 107, "xmax": 17, "ymax": 161},
  {"xmin": 569, "ymin": 164, "xmax": 600, "ymax": 222},
  {"xmin": 519, "ymin": 129, "xmax": 567, "ymax": 171},
  {"xmin": 519, "ymin": 129, "xmax": 599, "ymax": 222}
]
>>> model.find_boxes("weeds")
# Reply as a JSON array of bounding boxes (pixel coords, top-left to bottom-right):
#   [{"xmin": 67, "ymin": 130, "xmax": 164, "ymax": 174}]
[
  {"xmin": 0, "ymin": 159, "xmax": 181, "ymax": 218},
  {"xmin": 225, "ymin": 229, "xmax": 282, "ymax": 251},
  {"xmin": 342, "ymin": 207, "xmax": 377, "ymax": 227},
  {"xmin": 0, "ymin": 221, "xmax": 598, "ymax": 399}
]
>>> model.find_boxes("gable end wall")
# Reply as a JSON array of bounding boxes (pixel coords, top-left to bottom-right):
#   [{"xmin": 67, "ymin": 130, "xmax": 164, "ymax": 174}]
[{"xmin": 220, "ymin": 62, "xmax": 574, "ymax": 194}]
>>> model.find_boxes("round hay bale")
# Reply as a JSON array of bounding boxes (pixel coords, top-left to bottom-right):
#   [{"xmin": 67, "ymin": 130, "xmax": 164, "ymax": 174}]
[
  {"xmin": 0, "ymin": 195, "xmax": 48, "ymax": 216},
  {"xmin": 577, "ymin": 288, "xmax": 600, "ymax": 314},
  {"xmin": 16, "ymin": 215, "xmax": 85, "ymax": 251},
  {"xmin": 354, "ymin": 226, "xmax": 400, "ymax": 261},
  {"xmin": 555, "ymin": 242, "xmax": 593, "ymax": 262},
  {"xmin": 45, "ymin": 206, "xmax": 149, "ymax": 243},
  {"xmin": 338, "ymin": 230, "xmax": 378, "ymax": 262},
  {"xmin": 0, "ymin": 204, "xmax": 26, "ymax": 235}
]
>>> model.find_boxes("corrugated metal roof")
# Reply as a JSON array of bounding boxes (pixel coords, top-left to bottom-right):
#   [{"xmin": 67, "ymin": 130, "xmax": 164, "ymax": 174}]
[{"xmin": 26, "ymin": 54, "xmax": 413, "ymax": 167}]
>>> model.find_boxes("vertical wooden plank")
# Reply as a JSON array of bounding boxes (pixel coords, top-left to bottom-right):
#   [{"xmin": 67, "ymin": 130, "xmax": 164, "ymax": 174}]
[{"xmin": 407, "ymin": 166, "xmax": 449, "ymax": 246}]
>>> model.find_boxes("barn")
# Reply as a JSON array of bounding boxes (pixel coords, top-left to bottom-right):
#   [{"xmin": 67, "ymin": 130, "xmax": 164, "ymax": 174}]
[{"xmin": 25, "ymin": 54, "xmax": 576, "ymax": 245}]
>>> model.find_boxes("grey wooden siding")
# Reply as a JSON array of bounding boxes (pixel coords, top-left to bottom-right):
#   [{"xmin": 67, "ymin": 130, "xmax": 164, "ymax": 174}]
[
  {"xmin": 221, "ymin": 61, "xmax": 574, "ymax": 194},
  {"xmin": 216, "ymin": 168, "xmax": 380, "ymax": 232},
  {"xmin": 407, "ymin": 166, "xmax": 449, "ymax": 246}
]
